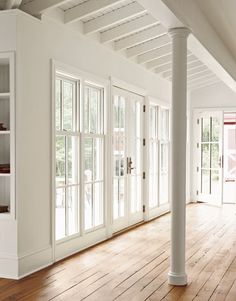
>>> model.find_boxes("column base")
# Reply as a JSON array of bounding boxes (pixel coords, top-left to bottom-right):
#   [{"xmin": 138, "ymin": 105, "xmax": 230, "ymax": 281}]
[{"xmin": 168, "ymin": 271, "xmax": 187, "ymax": 286}]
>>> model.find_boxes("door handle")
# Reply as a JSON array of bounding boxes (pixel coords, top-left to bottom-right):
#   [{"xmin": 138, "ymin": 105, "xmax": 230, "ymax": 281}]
[{"xmin": 127, "ymin": 157, "xmax": 135, "ymax": 174}]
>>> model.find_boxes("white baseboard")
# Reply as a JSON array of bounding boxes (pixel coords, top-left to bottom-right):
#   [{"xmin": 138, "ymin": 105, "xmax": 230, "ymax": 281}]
[
  {"xmin": 0, "ymin": 253, "xmax": 18, "ymax": 279},
  {"xmin": 18, "ymin": 245, "xmax": 53, "ymax": 279}
]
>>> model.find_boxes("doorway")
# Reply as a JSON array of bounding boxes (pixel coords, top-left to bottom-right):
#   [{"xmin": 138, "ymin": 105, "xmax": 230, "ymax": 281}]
[
  {"xmin": 196, "ymin": 110, "xmax": 236, "ymax": 205},
  {"xmin": 112, "ymin": 87, "xmax": 144, "ymax": 232}
]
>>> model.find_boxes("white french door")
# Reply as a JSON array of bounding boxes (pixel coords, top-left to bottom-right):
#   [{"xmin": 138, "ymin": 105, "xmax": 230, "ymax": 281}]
[
  {"xmin": 112, "ymin": 87, "xmax": 144, "ymax": 232},
  {"xmin": 197, "ymin": 111, "xmax": 223, "ymax": 205}
]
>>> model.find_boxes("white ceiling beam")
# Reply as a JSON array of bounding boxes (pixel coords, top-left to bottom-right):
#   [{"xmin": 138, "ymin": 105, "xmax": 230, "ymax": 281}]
[
  {"xmin": 155, "ymin": 63, "xmax": 172, "ymax": 74},
  {"xmin": 126, "ymin": 35, "xmax": 170, "ymax": 58},
  {"xmin": 188, "ymin": 77, "xmax": 220, "ymax": 88},
  {"xmin": 64, "ymin": 0, "xmax": 125, "ymax": 24},
  {"xmin": 187, "ymin": 60, "xmax": 204, "ymax": 70},
  {"xmin": 115, "ymin": 24, "xmax": 166, "ymax": 51},
  {"xmin": 20, "ymin": 0, "xmax": 69, "ymax": 15},
  {"xmin": 188, "ymin": 73, "xmax": 216, "ymax": 84},
  {"xmin": 100, "ymin": 14, "xmax": 158, "ymax": 43},
  {"xmin": 84, "ymin": 2, "xmax": 145, "ymax": 34},
  {"xmin": 5, "ymin": 0, "xmax": 22, "ymax": 9},
  {"xmin": 146, "ymin": 53, "xmax": 171, "ymax": 70},
  {"xmin": 187, "ymin": 65, "xmax": 208, "ymax": 77},
  {"xmin": 147, "ymin": 52, "xmax": 194, "ymax": 70},
  {"xmin": 188, "ymin": 79, "xmax": 220, "ymax": 90},
  {"xmin": 137, "ymin": 43, "xmax": 172, "ymax": 64},
  {"xmin": 188, "ymin": 70, "xmax": 214, "ymax": 81}
]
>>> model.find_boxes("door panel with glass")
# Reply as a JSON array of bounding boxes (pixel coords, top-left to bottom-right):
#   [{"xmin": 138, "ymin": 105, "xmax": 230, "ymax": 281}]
[
  {"xmin": 198, "ymin": 111, "xmax": 223, "ymax": 205},
  {"xmin": 112, "ymin": 87, "xmax": 144, "ymax": 232},
  {"xmin": 55, "ymin": 75, "xmax": 105, "ymax": 246}
]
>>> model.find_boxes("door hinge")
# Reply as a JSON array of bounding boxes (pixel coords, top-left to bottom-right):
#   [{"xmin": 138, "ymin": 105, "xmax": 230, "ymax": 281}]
[
  {"xmin": 143, "ymin": 172, "xmax": 146, "ymax": 179},
  {"xmin": 197, "ymin": 118, "xmax": 200, "ymax": 125},
  {"xmin": 143, "ymin": 105, "xmax": 146, "ymax": 113},
  {"xmin": 143, "ymin": 205, "xmax": 146, "ymax": 213},
  {"xmin": 143, "ymin": 138, "xmax": 146, "ymax": 146},
  {"xmin": 196, "ymin": 190, "xmax": 199, "ymax": 196},
  {"xmin": 197, "ymin": 142, "xmax": 199, "ymax": 148},
  {"xmin": 197, "ymin": 166, "xmax": 199, "ymax": 172}
]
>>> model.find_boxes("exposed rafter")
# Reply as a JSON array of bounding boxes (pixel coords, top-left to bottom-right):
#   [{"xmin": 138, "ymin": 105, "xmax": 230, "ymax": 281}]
[
  {"xmin": 187, "ymin": 65, "xmax": 208, "ymax": 77},
  {"xmin": 84, "ymin": 2, "xmax": 145, "ymax": 34},
  {"xmin": 188, "ymin": 73, "xmax": 216, "ymax": 84},
  {"xmin": 188, "ymin": 70, "xmax": 213, "ymax": 81},
  {"xmin": 100, "ymin": 14, "xmax": 158, "ymax": 43},
  {"xmin": 64, "ymin": 0, "xmax": 125, "ymax": 24},
  {"xmin": 189, "ymin": 79, "xmax": 220, "ymax": 90},
  {"xmin": 155, "ymin": 63, "xmax": 172, "ymax": 74},
  {"xmin": 5, "ymin": 0, "xmax": 22, "ymax": 9},
  {"xmin": 20, "ymin": 0, "xmax": 69, "ymax": 15},
  {"xmin": 137, "ymin": 43, "xmax": 171, "ymax": 64},
  {"xmin": 146, "ymin": 53, "xmax": 172, "ymax": 70},
  {"xmin": 115, "ymin": 24, "xmax": 166, "ymax": 51},
  {"xmin": 126, "ymin": 35, "xmax": 170, "ymax": 58}
]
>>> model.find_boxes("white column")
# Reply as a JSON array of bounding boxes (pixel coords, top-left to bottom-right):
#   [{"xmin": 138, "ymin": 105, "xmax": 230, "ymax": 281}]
[{"xmin": 168, "ymin": 27, "xmax": 190, "ymax": 286}]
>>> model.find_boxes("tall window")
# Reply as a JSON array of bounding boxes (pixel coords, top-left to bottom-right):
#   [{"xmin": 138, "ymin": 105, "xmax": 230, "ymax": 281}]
[
  {"xmin": 149, "ymin": 105, "xmax": 159, "ymax": 208},
  {"xmin": 55, "ymin": 76, "xmax": 79, "ymax": 240},
  {"xmin": 159, "ymin": 109, "xmax": 169, "ymax": 205},
  {"xmin": 83, "ymin": 84, "xmax": 104, "ymax": 231}
]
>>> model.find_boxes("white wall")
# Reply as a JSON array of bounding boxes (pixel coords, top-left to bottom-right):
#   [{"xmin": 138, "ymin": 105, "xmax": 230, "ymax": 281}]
[{"xmin": 14, "ymin": 10, "xmax": 172, "ymax": 277}]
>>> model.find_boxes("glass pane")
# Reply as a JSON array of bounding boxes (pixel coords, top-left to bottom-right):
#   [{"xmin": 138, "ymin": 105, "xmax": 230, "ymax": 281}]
[
  {"xmin": 201, "ymin": 144, "xmax": 210, "ymax": 169},
  {"xmin": 113, "ymin": 179, "xmax": 125, "ymax": 219},
  {"xmin": 211, "ymin": 170, "xmax": 220, "ymax": 195},
  {"xmin": 149, "ymin": 175, "xmax": 158, "ymax": 208},
  {"xmin": 84, "ymin": 137, "xmax": 93, "ymax": 183},
  {"xmin": 67, "ymin": 136, "xmax": 78, "ymax": 185},
  {"xmin": 149, "ymin": 141, "xmax": 158, "ymax": 175},
  {"xmin": 160, "ymin": 173, "xmax": 168, "ymax": 205},
  {"xmin": 84, "ymin": 86, "xmax": 90, "ymax": 133},
  {"xmin": 202, "ymin": 118, "xmax": 210, "ymax": 142},
  {"xmin": 113, "ymin": 136, "xmax": 125, "ymax": 177},
  {"xmin": 56, "ymin": 136, "xmax": 66, "ymax": 187},
  {"xmin": 94, "ymin": 138, "xmax": 103, "ymax": 181},
  {"xmin": 201, "ymin": 170, "xmax": 210, "ymax": 194},
  {"xmin": 67, "ymin": 186, "xmax": 78, "ymax": 236},
  {"xmin": 84, "ymin": 183, "xmax": 92, "ymax": 230},
  {"xmin": 90, "ymin": 88, "xmax": 99, "ymax": 134},
  {"xmin": 56, "ymin": 188, "xmax": 66, "ymax": 240},
  {"xmin": 130, "ymin": 176, "xmax": 141, "ymax": 213},
  {"xmin": 149, "ymin": 106, "xmax": 157, "ymax": 139},
  {"xmin": 94, "ymin": 182, "xmax": 103, "ymax": 227},
  {"xmin": 161, "ymin": 109, "xmax": 169, "ymax": 141},
  {"xmin": 161, "ymin": 143, "xmax": 169, "ymax": 172},
  {"xmin": 211, "ymin": 143, "xmax": 219, "ymax": 169},
  {"xmin": 212, "ymin": 117, "xmax": 220, "ymax": 142},
  {"xmin": 119, "ymin": 97, "xmax": 125, "ymax": 131},
  {"xmin": 56, "ymin": 79, "xmax": 61, "ymax": 131},
  {"xmin": 63, "ymin": 81, "xmax": 74, "ymax": 131}
]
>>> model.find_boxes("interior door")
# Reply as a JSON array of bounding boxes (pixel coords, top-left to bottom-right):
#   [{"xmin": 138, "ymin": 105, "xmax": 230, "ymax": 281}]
[
  {"xmin": 112, "ymin": 87, "xmax": 144, "ymax": 232},
  {"xmin": 197, "ymin": 111, "xmax": 223, "ymax": 205}
]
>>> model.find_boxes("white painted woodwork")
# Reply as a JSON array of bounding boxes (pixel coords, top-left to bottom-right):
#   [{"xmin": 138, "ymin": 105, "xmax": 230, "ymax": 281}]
[
  {"xmin": 188, "ymin": 70, "xmax": 213, "ymax": 80},
  {"xmin": 155, "ymin": 63, "xmax": 172, "ymax": 74},
  {"xmin": 189, "ymin": 78, "xmax": 220, "ymax": 90},
  {"xmin": 168, "ymin": 27, "xmax": 189, "ymax": 286},
  {"xmin": 20, "ymin": 0, "xmax": 69, "ymax": 15},
  {"xmin": 100, "ymin": 14, "xmax": 157, "ymax": 43},
  {"xmin": 187, "ymin": 60, "xmax": 204, "ymax": 70},
  {"xmin": 146, "ymin": 53, "xmax": 172, "ymax": 70},
  {"xmin": 126, "ymin": 35, "xmax": 170, "ymax": 58},
  {"xmin": 115, "ymin": 24, "xmax": 166, "ymax": 51},
  {"xmin": 5, "ymin": 0, "xmax": 22, "ymax": 9},
  {"xmin": 83, "ymin": 2, "xmax": 146, "ymax": 34},
  {"xmin": 64, "ymin": 0, "xmax": 125, "ymax": 24},
  {"xmin": 137, "ymin": 43, "xmax": 172, "ymax": 64},
  {"xmin": 187, "ymin": 65, "xmax": 207, "ymax": 76},
  {"xmin": 188, "ymin": 72, "xmax": 216, "ymax": 84}
]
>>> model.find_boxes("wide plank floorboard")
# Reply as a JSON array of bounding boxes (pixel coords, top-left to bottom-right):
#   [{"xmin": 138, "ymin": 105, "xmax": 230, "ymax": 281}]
[{"xmin": 1, "ymin": 203, "xmax": 236, "ymax": 301}]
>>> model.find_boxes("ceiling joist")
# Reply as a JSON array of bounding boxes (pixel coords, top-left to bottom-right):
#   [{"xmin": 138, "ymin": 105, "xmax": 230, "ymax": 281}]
[
  {"xmin": 64, "ymin": 0, "xmax": 125, "ymax": 24},
  {"xmin": 115, "ymin": 24, "xmax": 166, "ymax": 51},
  {"xmin": 137, "ymin": 43, "xmax": 171, "ymax": 64},
  {"xmin": 126, "ymin": 34, "xmax": 170, "ymax": 58},
  {"xmin": 20, "ymin": 0, "xmax": 69, "ymax": 15},
  {"xmin": 155, "ymin": 63, "xmax": 172, "ymax": 74},
  {"xmin": 84, "ymin": 2, "xmax": 145, "ymax": 34},
  {"xmin": 100, "ymin": 14, "xmax": 157, "ymax": 43}
]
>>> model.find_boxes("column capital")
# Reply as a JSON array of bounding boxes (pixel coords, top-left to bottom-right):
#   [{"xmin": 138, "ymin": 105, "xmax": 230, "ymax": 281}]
[{"xmin": 168, "ymin": 27, "xmax": 190, "ymax": 39}]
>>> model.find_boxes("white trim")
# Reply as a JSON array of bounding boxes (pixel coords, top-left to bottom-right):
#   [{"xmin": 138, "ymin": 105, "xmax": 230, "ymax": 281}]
[{"xmin": 110, "ymin": 76, "xmax": 146, "ymax": 97}]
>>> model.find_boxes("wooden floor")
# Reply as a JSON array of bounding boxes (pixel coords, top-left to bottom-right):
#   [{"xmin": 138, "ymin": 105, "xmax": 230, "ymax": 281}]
[{"xmin": 1, "ymin": 203, "xmax": 236, "ymax": 301}]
